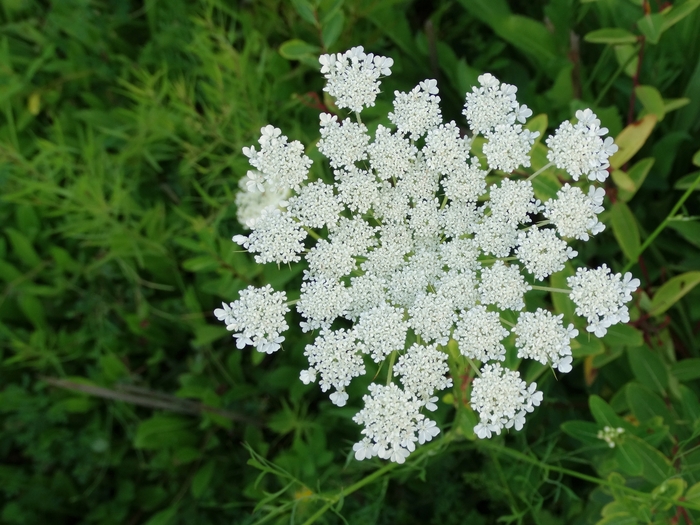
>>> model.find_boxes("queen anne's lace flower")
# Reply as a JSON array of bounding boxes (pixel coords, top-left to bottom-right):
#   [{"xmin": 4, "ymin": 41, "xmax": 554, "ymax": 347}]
[
  {"xmin": 471, "ymin": 364, "xmax": 543, "ymax": 439},
  {"xmin": 219, "ymin": 48, "xmax": 637, "ymax": 463},
  {"xmin": 214, "ymin": 285, "xmax": 289, "ymax": 353},
  {"xmin": 515, "ymin": 226, "xmax": 577, "ymax": 280},
  {"xmin": 286, "ymin": 180, "xmax": 342, "ymax": 229},
  {"xmin": 394, "ymin": 343, "xmax": 452, "ymax": 408},
  {"xmin": 479, "ymin": 261, "xmax": 531, "ymax": 311},
  {"xmin": 232, "ymin": 209, "xmax": 306, "ymax": 264},
  {"xmin": 389, "ymin": 80, "xmax": 442, "ymax": 139},
  {"xmin": 353, "ymin": 383, "xmax": 436, "ymax": 463},
  {"xmin": 513, "ymin": 309, "xmax": 577, "ymax": 372},
  {"xmin": 546, "ymin": 109, "xmax": 618, "ymax": 182},
  {"xmin": 453, "ymin": 305, "xmax": 509, "ymax": 362},
  {"xmin": 302, "ymin": 328, "xmax": 365, "ymax": 406},
  {"xmin": 318, "ymin": 115, "xmax": 370, "ymax": 168},
  {"xmin": 544, "ymin": 184, "xmax": 605, "ymax": 241},
  {"xmin": 567, "ymin": 265, "xmax": 640, "ymax": 336},
  {"xmin": 319, "ymin": 46, "xmax": 393, "ymax": 112},
  {"xmin": 242, "ymin": 125, "xmax": 312, "ymax": 191}
]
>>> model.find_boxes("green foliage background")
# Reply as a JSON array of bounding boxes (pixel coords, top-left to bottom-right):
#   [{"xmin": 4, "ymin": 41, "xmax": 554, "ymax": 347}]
[{"xmin": 1, "ymin": 0, "xmax": 700, "ymax": 524}]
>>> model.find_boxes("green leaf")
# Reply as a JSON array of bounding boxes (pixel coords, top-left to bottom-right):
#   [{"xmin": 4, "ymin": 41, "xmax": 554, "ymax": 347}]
[
  {"xmin": 584, "ymin": 28, "xmax": 638, "ymax": 45},
  {"xmin": 610, "ymin": 201, "xmax": 640, "ymax": 262},
  {"xmin": 590, "ymin": 395, "xmax": 625, "ymax": 428},
  {"xmin": 614, "ymin": 44, "xmax": 638, "ymax": 78},
  {"xmin": 661, "ymin": 0, "xmax": 700, "ymax": 31},
  {"xmin": 678, "ymin": 385, "xmax": 700, "ymax": 422},
  {"xmin": 668, "ymin": 219, "xmax": 700, "ymax": 248},
  {"xmin": 321, "ymin": 10, "xmax": 344, "ymax": 49},
  {"xmin": 649, "ymin": 271, "xmax": 700, "ymax": 315},
  {"xmin": 624, "ymin": 434, "xmax": 673, "ymax": 484},
  {"xmin": 560, "ymin": 420, "xmax": 603, "ymax": 446},
  {"xmin": 635, "ymin": 85, "xmax": 665, "ymax": 121},
  {"xmin": 17, "ymin": 293, "xmax": 46, "ymax": 328},
  {"xmin": 191, "ymin": 461, "xmax": 215, "ymax": 499},
  {"xmin": 627, "ymin": 347, "xmax": 668, "ymax": 393},
  {"xmin": 637, "ymin": 13, "xmax": 665, "ymax": 44},
  {"xmin": 595, "ymin": 512, "xmax": 638, "ymax": 525},
  {"xmin": 100, "ymin": 353, "xmax": 130, "ymax": 383},
  {"xmin": 278, "ymin": 39, "xmax": 320, "ymax": 61},
  {"xmin": 609, "ymin": 114, "xmax": 656, "ymax": 168},
  {"xmin": 615, "ymin": 441, "xmax": 643, "ymax": 476},
  {"xmin": 182, "ymin": 255, "xmax": 219, "ymax": 273},
  {"xmin": 652, "ymin": 478, "xmax": 686, "ymax": 510},
  {"xmin": 663, "ymin": 97, "xmax": 690, "ymax": 115},
  {"xmin": 602, "ymin": 324, "xmax": 644, "ymax": 349},
  {"xmin": 291, "ymin": 0, "xmax": 317, "ymax": 25},
  {"xmin": 626, "ymin": 157, "xmax": 654, "ymax": 197},
  {"xmin": 686, "ymin": 481, "xmax": 700, "ymax": 505},
  {"xmin": 143, "ymin": 506, "xmax": 178, "ymax": 525},
  {"xmin": 134, "ymin": 416, "xmax": 197, "ymax": 450},
  {"xmin": 693, "ymin": 149, "xmax": 700, "ymax": 167},
  {"xmin": 611, "ymin": 169, "xmax": 635, "ymax": 200},
  {"xmin": 670, "ymin": 358, "xmax": 700, "ymax": 382},
  {"xmin": 673, "ymin": 171, "xmax": 700, "ymax": 190},
  {"xmin": 5, "ymin": 227, "xmax": 41, "ymax": 267},
  {"xmin": 626, "ymin": 382, "xmax": 672, "ymax": 425}
]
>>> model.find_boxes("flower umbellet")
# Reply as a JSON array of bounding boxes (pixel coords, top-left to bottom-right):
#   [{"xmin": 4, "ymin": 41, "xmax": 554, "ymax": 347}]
[{"xmin": 217, "ymin": 46, "xmax": 640, "ymax": 463}]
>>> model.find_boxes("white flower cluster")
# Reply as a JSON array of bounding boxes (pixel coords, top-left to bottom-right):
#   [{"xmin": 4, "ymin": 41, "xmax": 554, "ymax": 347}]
[
  {"xmin": 214, "ymin": 285, "xmax": 288, "ymax": 354},
  {"xmin": 597, "ymin": 425, "xmax": 624, "ymax": 448},
  {"xmin": 218, "ymin": 48, "xmax": 639, "ymax": 463},
  {"xmin": 546, "ymin": 109, "xmax": 618, "ymax": 182}
]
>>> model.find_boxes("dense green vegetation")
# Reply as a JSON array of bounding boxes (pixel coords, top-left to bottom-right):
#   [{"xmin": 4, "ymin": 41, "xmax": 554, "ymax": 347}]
[{"xmin": 1, "ymin": 0, "xmax": 700, "ymax": 523}]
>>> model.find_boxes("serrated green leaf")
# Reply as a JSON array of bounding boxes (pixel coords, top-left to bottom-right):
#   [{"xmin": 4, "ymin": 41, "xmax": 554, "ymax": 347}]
[
  {"xmin": 635, "ymin": 85, "xmax": 665, "ymax": 121},
  {"xmin": 585, "ymin": 28, "xmax": 638, "ymax": 45},
  {"xmin": 191, "ymin": 461, "xmax": 215, "ymax": 499},
  {"xmin": 637, "ymin": 13, "xmax": 665, "ymax": 44},
  {"xmin": 610, "ymin": 201, "xmax": 640, "ymax": 262},
  {"xmin": 626, "ymin": 382, "xmax": 671, "ymax": 427},
  {"xmin": 609, "ymin": 114, "xmax": 656, "ymax": 168},
  {"xmin": 649, "ymin": 271, "xmax": 700, "ymax": 316}
]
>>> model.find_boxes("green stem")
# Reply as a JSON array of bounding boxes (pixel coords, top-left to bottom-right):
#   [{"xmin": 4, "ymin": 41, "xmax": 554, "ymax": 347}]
[
  {"xmin": 527, "ymin": 162, "xmax": 554, "ymax": 181},
  {"xmin": 531, "ymin": 285, "xmax": 571, "ymax": 294},
  {"xmin": 465, "ymin": 357, "xmax": 482, "ymax": 377},
  {"xmin": 477, "ymin": 441, "xmax": 700, "ymax": 512},
  {"xmin": 303, "ymin": 227, "xmax": 321, "ymax": 240},
  {"xmin": 301, "ymin": 434, "xmax": 451, "ymax": 525},
  {"xmin": 386, "ymin": 350, "xmax": 397, "ymax": 386},
  {"xmin": 622, "ymin": 172, "xmax": 700, "ymax": 273}
]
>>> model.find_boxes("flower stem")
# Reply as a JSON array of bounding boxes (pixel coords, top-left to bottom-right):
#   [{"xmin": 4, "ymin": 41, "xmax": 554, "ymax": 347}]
[
  {"xmin": 531, "ymin": 285, "xmax": 571, "ymax": 294},
  {"xmin": 622, "ymin": 171, "xmax": 700, "ymax": 274},
  {"xmin": 527, "ymin": 162, "xmax": 554, "ymax": 181},
  {"xmin": 386, "ymin": 350, "xmax": 397, "ymax": 386},
  {"xmin": 465, "ymin": 357, "xmax": 482, "ymax": 378}
]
